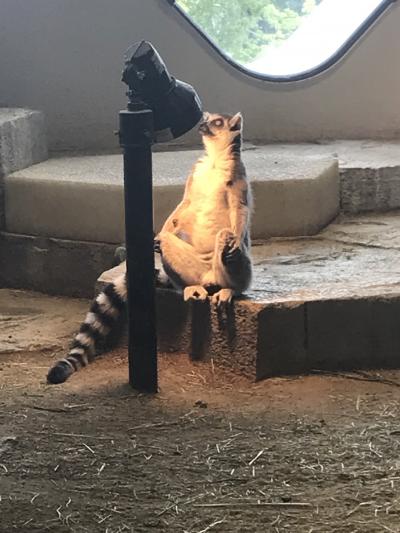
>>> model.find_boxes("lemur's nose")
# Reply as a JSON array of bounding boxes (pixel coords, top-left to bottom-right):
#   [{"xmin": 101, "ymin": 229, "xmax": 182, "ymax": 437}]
[
  {"xmin": 198, "ymin": 121, "xmax": 212, "ymax": 135},
  {"xmin": 198, "ymin": 121, "xmax": 208, "ymax": 132}
]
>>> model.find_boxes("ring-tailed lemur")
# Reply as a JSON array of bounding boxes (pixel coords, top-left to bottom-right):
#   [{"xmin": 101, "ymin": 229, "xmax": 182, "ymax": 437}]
[{"xmin": 47, "ymin": 112, "xmax": 253, "ymax": 384}]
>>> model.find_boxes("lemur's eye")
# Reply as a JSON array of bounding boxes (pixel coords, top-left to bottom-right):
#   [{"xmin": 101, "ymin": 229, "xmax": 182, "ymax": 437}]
[{"xmin": 212, "ymin": 119, "xmax": 223, "ymax": 127}]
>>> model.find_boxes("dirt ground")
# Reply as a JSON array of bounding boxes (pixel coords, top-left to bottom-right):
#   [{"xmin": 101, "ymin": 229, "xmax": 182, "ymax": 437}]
[{"xmin": 1, "ymin": 348, "xmax": 400, "ymax": 533}]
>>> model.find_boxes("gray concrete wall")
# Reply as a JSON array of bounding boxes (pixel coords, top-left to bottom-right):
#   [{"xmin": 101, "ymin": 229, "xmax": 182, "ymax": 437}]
[{"xmin": 0, "ymin": 0, "xmax": 399, "ymax": 151}]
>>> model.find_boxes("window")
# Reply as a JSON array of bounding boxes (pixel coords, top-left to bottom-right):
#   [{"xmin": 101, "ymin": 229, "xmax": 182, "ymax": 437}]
[{"xmin": 173, "ymin": 0, "xmax": 394, "ymax": 81}]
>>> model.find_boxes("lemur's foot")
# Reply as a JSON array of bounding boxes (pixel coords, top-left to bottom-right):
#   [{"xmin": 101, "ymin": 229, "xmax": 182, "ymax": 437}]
[
  {"xmin": 184, "ymin": 285, "xmax": 208, "ymax": 302},
  {"xmin": 211, "ymin": 288, "xmax": 234, "ymax": 308}
]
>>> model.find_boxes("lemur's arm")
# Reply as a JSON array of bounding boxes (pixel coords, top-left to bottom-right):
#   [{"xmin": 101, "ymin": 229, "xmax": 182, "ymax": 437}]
[
  {"xmin": 227, "ymin": 178, "xmax": 250, "ymax": 246},
  {"xmin": 159, "ymin": 173, "xmax": 193, "ymax": 234}
]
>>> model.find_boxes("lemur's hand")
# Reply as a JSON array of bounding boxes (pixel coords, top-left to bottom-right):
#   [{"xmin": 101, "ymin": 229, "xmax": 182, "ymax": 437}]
[{"xmin": 220, "ymin": 231, "xmax": 241, "ymax": 265}]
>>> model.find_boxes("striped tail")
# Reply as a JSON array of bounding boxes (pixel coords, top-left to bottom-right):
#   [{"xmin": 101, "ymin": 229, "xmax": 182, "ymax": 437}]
[{"xmin": 47, "ymin": 274, "xmax": 127, "ymax": 384}]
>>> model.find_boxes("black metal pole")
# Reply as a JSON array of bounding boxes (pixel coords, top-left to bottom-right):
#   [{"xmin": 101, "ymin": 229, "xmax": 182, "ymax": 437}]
[{"xmin": 119, "ymin": 106, "xmax": 158, "ymax": 393}]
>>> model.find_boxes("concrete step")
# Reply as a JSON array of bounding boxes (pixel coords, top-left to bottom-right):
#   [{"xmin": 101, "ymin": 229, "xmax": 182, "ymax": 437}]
[
  {"xmin": 274, "ymin": 139, "xmax": 400, "ymax": 214},
  {"xmin": 5, "ymin": 140, "xmax": 400, "ymax": 247},
  {"xmin": 0, "ymin": 108, "xmax": 48, "ymax": 177},
  {"xmin": 0, "ymin": 230, "xmax": 116, "ymax": 298},
  {"xmin": 97, "ymin": 212, "xmax": 400, "ymax": 380},
  {"xmin": 0, "ymin": 108, "xmax": 48, "ymax": 228},
  {"xmin": 4, "ymin": 147, "xmax": 339, "ymax": 242}
]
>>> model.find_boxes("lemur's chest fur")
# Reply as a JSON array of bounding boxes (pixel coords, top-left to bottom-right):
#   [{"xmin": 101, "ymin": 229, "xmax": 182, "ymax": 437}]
[{"xmin": 177, "ymin": 157, "xmax": 233, "ymax": 253}]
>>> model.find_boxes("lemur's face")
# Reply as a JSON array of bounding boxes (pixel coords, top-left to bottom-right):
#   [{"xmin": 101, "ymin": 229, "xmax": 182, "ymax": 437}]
[{"xmin": 198, "ymin": 112, "xmax": 242, "ymax": 140}]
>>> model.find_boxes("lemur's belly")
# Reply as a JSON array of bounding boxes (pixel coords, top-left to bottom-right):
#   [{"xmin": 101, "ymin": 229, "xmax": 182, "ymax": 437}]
[
  {"xmin": 172, "ymin": 164, "xmax": 233, "ymax": 254},
  {"xmin": 196, "ymin": 207, "xmax": 231, "ymax": 251},
  {"xmin": 176, "ymin": 196, "xmax": 231, "ymax": 254}
]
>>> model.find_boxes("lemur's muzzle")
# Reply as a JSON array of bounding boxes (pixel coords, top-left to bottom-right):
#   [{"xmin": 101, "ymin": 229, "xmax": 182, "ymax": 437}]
[{"xmin": 198, "ymin": 121, "xmax": 213, "ymax": 136}]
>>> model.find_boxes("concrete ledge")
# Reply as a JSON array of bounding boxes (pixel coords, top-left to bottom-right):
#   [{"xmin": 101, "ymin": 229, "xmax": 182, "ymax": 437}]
[
  {"xmin": 0, "ymin": 108, "xmax": 48, "ymax": 177},
  {"xmin": 4, "ymin": 149, "xmax": 339, "ymax": 242},
  {"xmin": 96, "ymin": 213, "xmax": 400, "ymax": 379},
  {"xmin": 97, "ymin": 261, "xmax": 262, "ymax": 379},
  {"xmin": 251, "ymin": 159, "xmax": 338, "ymax": 236},
  {"xmin": 245, "ymin": 139, "xmax": 400, "ymax": 214},
  {"xmin": 0, "ymin": 108, "xmax": 48, "ymax": 230},
  {"xmin": 6, "ymin": 140, "xmax": 400, "ymax": 246},
  {"xmin": 340, "ymin": 166, "xmax": 400, "ymax": 213},
  {"xmin": 0, "ymin": 231, "xmax": 115, "ymax": 298}
]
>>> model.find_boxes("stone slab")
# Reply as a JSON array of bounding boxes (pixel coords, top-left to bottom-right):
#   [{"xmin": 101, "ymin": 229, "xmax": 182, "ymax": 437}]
[
  {"xmin": 0, "ymin": 108, "xmax": 48, "ymax": 177},
  {"xmin": 6, "ymin": 139, "xmax": 400, "ymax": 246},
  {"xmin": 5, "ymin": 148, "xmax": 339, "ymax": 242},
  {"xmin": 0, "ymin": 231, "xmax": 115, "ymax": 298},
  {"xmin": 0, "ymin": 108, "xmax": 48, "ymax": 231},
  {"xmin": 306, "ymin": 296, "xmax": 400, "ymax": 370},
  {"xmin": 15, "ymin": 139, "xmax": 400, "ymax": 184},
  {"xmin": 242, "ymin": 139, "xmax": 400, "ymax": 214},
  {"xmin": 340, "ymin": 167, "xmax": 400, "ymax": 213},
  {"xmin": 96, "ymin": 212, "xmax": 400, "ymax": 379}
]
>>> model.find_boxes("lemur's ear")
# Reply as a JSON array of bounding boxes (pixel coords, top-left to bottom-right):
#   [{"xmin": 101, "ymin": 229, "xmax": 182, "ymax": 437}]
[{"xmin": 229, "ymin": 112, "xmax": 243, "ymax": 131}]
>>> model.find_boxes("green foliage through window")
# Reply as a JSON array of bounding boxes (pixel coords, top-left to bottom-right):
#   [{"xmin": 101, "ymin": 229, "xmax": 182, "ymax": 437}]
[{"xmin": 176, "ymin": 0, "xmax": 322, "ymax": 63}]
